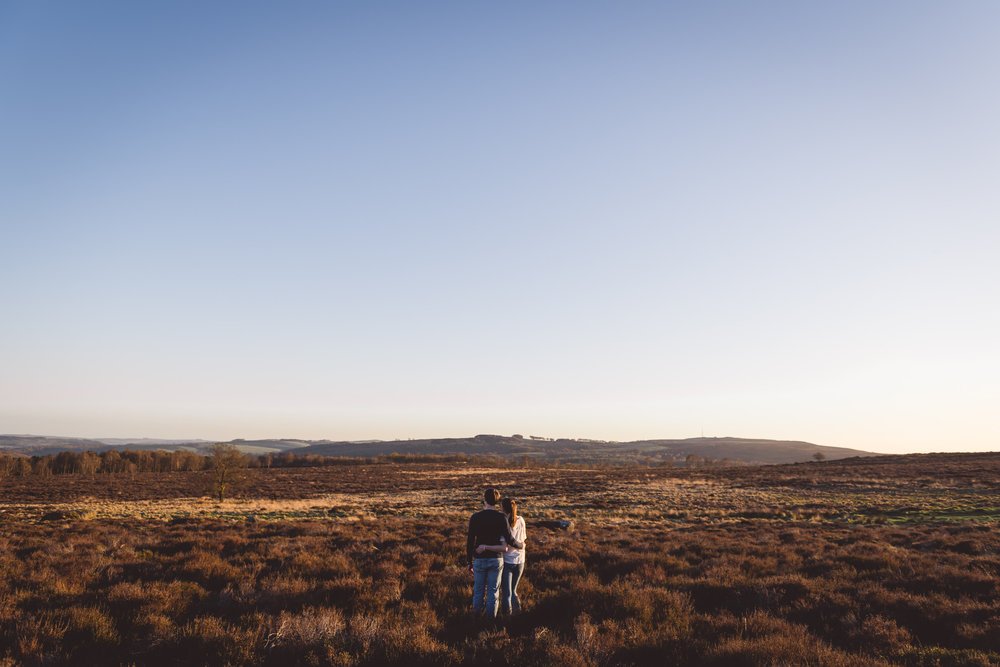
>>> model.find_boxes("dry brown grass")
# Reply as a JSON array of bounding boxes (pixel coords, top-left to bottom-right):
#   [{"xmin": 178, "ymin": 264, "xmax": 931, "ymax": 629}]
[{"xmin": 1, "ymin": 453, "xmax": 998, "ymax": 665}]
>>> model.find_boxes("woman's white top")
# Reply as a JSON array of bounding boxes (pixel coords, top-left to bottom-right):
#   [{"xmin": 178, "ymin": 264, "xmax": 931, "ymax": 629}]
[{"xmin": 504, "ymin": 516, "xmax": 526, "ymax": 565}]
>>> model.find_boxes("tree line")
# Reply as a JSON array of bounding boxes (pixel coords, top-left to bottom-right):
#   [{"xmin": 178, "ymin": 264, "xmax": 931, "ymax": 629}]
[
  {"xmin": 0, "ymin": 448, "xmax": 752, "ymax": 479},
  {"xmin": 0, "ymin": 448, "xmax": 530, "ymax": 477},
  {"xmin": 0, "ymin": 448, "xmax": 212, "ymax": 477}
]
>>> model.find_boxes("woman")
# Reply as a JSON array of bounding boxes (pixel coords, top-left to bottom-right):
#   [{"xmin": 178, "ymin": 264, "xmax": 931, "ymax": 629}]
[
  {"xmin": 499, "ymin": 498, "xmax": 525, "ymax": 615},
  {"xmin": 475, "ymin": 498, "xmax": 527, "ymax": 615}
]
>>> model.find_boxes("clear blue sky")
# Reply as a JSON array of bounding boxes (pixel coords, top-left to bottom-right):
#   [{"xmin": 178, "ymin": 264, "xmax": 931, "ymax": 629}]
[{"xmin": 2, "ymin": 2, "xmax": 998, "ymax": 452}]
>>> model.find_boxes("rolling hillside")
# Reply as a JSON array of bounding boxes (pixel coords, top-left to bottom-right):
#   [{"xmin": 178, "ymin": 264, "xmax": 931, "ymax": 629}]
[
  {"xmin": 288, "ymin": 434, "xmax": 875, "ymax": 466},
  {"xmin": 0, "ymin": 435, "xmax": 112, "ymax": 455},
  {"xmin": 1, "ymin": 433, "xmax": 876, "ymax": 465}
]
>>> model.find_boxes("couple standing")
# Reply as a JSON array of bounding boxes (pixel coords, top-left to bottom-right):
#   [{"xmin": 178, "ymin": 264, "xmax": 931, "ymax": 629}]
[{"xmin": 466, "ymin": 488, "xmax": 527, "ymax": 619}]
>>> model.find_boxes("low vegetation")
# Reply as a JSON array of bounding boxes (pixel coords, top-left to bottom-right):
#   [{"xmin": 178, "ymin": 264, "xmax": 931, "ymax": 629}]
[{"xmin": 0, "ymin": 453, "xmax": 997, "ymax": 665}]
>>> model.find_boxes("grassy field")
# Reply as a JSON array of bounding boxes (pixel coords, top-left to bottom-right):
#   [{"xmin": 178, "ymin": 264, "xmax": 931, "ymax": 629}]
[{"xmin": 1, "ymin": 453, "xmax": 998, "ymax": 665}]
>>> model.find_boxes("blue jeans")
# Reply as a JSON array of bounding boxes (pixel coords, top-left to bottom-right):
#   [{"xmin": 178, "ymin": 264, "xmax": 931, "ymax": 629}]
[
  {"xmin": 472, "ymin": 557, "xmax": 503, "ymax": 618},
  {"xmin": 500, "ymin": 561, "xmax": 524, "ymax": 614}
]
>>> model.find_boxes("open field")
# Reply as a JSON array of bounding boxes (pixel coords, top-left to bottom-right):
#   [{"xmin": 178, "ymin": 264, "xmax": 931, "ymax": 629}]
[{"xmin": 1, "ymin": 453, "xmax": 998, "ymax": 665}]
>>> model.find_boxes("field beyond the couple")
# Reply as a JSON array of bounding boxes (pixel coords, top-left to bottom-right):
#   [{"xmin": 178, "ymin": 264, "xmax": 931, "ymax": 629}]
[{"xmin": 1, "ymin": 452, "xmax": 998, "ymax": 665}]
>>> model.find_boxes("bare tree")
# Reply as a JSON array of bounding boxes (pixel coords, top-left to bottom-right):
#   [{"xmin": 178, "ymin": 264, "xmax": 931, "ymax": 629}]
[
  {"xmin": 209, "ymin": 443, "xmax": 247, "ymax": 502},
  {"xmin": 79, "ymin": 451, "xmax": 100, "ymax": 476}
]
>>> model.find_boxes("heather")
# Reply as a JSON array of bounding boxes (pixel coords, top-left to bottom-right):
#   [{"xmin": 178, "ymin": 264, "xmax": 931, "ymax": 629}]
[{"xmin": 1, "ymin": 453, "xmax": 998, "ymax": 666}]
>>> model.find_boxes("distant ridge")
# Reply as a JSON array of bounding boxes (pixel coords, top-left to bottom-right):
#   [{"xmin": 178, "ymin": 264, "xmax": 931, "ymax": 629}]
[
  {"xmin": 94, "ymin": 438, "xmax": 213, "ymax": 446},
  {"xmin": 0, "ymin": 433, "xmax": 876, "ymax": 465},
  {"xmin": 626, "ymin": 437, "xmax": 871, "ymax": 465},
  {"xmin": 0, "ymin": 435, "xmax": 381, "ymax": 457},
  {"xmin": 0, "ymin": 435, "xmax": 208, "ymax": 456},
  {"xmin": 0, "ymin": 435, "xmax": 110, "ymax": 454},
  {"xmin": 285, "ymin": 434, "xmax": 874, "ymax": 466}
]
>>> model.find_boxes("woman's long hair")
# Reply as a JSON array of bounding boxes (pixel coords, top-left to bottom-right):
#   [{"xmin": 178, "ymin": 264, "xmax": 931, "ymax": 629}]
[{"xmin": 502, "ymin": 498, "xmax": 518, "ymax": 528}]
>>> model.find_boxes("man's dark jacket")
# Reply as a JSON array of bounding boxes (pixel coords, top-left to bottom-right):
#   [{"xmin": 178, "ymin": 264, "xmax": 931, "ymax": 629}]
[{"xmin": 467, "ymin": 508, "xmax": 524, "ymax": 566}]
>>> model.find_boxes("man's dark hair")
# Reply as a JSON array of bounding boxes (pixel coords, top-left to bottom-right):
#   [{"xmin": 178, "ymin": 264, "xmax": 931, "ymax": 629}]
[{"xmin": 484, "ymin": 488, "xmax": 500, "ymax": 506}]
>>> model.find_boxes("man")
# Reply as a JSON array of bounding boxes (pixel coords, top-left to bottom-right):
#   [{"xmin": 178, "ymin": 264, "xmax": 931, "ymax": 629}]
[{"xmin": 467, "ymin": 487, "xmax": 524, "ymax": 619}]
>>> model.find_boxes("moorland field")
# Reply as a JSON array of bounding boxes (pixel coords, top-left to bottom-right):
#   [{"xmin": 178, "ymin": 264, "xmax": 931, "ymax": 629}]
[{"xmin": 1, "ymin": 452, "xmax": 998, "ymax": 665}]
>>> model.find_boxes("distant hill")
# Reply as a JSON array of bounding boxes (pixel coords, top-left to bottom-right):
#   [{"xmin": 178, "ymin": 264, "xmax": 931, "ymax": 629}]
[
  {"xmin": 625, "ymin": 437, "xmax": 871, "ymax": 465},
  {"xmin": 0, "ymin": 435, "xmax": 112, "ymax": 455},
  {"xmin": 0, "ymin": 435, "xmax": 369, "ymax": 457},
  {"xmin": 0, "ymin": 435, "xmax": 209, "ymax": 456},
  {"xmin": 1, "ymin": 433, "xmax": 875, "ymax": 465},
  {"xmin": 94, "ymin": 438, "xmax": 213, "ymax": 447},
  {"xmin": 0, "ymin": 435, "xmax": 321, "ymax": 456},
  {"xmin": 287, "ymin": 434, "xmax": 874, "ymax": 466}
]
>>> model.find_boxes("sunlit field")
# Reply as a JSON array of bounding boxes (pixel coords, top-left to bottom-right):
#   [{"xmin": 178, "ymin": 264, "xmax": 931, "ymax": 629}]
[{"xmin": 1, "ymin": 453, "xmax": 998, "ymax": 665}]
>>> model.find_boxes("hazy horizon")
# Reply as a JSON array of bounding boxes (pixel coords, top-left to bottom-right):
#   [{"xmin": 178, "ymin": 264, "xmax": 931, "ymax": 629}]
[
  {"xmin": 3, "ymin": 3, "xmax": 998, "ymax": 455},
  {"xmin": 0, "ymin": 429, "xmax": 966, "ymax": 456}
]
